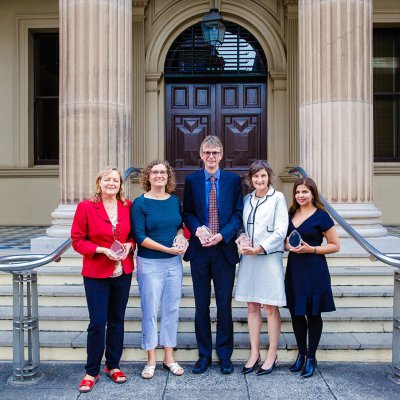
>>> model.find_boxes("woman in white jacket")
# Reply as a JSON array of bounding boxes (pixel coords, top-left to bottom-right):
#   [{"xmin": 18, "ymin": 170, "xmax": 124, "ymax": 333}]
[{"xmin": 235, "ymin": 160, "xmax": 288, "ymax": 376}]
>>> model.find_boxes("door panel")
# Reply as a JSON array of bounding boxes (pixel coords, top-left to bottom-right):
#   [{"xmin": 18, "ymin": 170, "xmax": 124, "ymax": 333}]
[{"xmin": 166, "ymin": 82, "xmax": 266, "ymax": 200}]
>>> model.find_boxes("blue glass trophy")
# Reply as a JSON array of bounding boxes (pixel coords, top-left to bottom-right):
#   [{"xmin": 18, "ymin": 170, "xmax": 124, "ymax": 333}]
[{"xmin": 288, "ymin": 229, "xmax": 302, "ymax": 248}]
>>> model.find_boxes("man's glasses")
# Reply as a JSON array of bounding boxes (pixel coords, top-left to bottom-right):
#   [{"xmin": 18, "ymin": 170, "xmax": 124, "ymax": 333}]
[
  {"xmin": 150, "ymin": 170, "xmax": 168, "ymax": 176},
  {"xmin": 202, "ymin": 151, "xmax": 221, "ymax": 158}
]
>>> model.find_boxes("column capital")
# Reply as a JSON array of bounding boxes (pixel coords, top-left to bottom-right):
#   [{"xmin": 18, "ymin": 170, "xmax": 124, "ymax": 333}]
[
  {"xmin": 269, "ymin": 70, "xmax": 286, "ymax": 91},
  {"xmin": 133, "ymin": 0, "xmax": 148, "ymax": 17},
  {"xmin": 145, "ymin": 72, "xmax": 163, "ymax": 92},
  {"xmin": 132, "ymin": 1, "xmax": 149, "ymax": 8},
  {"xmin": 284, "ymin": 0, "xmax": 298, "ymax": 17}
]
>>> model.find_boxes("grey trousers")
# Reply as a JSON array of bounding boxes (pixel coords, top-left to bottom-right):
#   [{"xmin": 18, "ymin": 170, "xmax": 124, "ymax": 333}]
[{"xmin": 136, "ymin": 255, "xmax": 183, "ymax": 350}]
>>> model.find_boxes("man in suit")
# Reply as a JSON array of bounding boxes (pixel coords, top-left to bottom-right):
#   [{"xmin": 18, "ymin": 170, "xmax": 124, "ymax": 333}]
[{"xmin": 183, "ymin": 135, "xmax": 243, "ymax": 374}]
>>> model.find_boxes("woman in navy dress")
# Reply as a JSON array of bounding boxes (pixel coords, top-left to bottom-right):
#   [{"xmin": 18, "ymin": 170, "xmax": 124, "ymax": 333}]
[{"xmin": 285, "ymin": 177, "xmax": 340, "ymax": 378}]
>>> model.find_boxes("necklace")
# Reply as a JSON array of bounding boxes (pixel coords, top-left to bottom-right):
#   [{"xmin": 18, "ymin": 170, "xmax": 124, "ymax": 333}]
[{"xmin": 103, "ymin": 199, "xmax": 118, "ymax": 226}]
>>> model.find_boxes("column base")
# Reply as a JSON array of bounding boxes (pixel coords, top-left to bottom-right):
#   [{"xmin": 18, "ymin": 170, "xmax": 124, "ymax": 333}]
[
  {"xmin": 332, "ymin": 203, "xmax": 387, "ymax": 238},
  {"xmin": 31, "ymin": 203, "xmax": 77, "ymax": 254}
]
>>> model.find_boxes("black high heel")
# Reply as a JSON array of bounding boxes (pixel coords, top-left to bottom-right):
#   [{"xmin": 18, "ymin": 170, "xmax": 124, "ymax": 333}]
[
  {"xmin": 256, "ymin": 357, "xmax": 278, "ymax": 376},
  {"xmin": 301, "ymin": 358, "xmax": 317, "ymax": 378},
  {"xmin": 288, "ymin": 353, "xmax": 305, "ymax": 373},
  {"xmin": 241, "ymin": 355, "xmax": 261, "ymax": 374}
]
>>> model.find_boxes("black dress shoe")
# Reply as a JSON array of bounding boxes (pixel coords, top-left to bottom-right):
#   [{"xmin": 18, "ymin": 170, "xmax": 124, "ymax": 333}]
[
  {"xmin": 301, "ymin": 358, "xmax": 317, "ymax": 378},
  {"xmin": 288, "ymin": 353, "xmax": 305, "ymax": 373},
  {"xmin": 256, "ymin": 357, "xmax": 277, "ymax": 376},
  {"xmin": 241, "ymin": 355, "xmax": 261, "ymax": 374},
  {"xmin": 220, "ymin": 360, "xmax": 234, "ymax": 374},
  {"xmin": 192, "ymin": 357, "xmax": 212, "ymax": 374}
]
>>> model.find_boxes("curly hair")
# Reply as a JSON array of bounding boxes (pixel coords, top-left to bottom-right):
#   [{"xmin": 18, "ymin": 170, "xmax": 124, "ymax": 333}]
[
  {"xmin": 140, "ymin": 160, "xmax": 176, "ymax": 193},
  {"xmin": 245, "ymin": 159, "xmax": 275, "ymax": 189},
  {"xmin": 90, "ymin": 167, "xmax": 127, "ymax": 205},
  {"xmin": 288, "ymin": 177, "xmax": 326, "ymax": 215}
]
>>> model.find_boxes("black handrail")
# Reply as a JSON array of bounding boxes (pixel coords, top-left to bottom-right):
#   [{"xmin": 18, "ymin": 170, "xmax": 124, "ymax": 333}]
[
  {"xmin": 123, "ymin": 166, "xmax": 141, "ymax": 182},
  {"xmin": 289, "ymin": 166, "xmax": 400, "ymax": 269}
]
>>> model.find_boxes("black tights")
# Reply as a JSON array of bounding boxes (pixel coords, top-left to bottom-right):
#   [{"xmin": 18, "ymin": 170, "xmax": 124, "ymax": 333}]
[{"xmin": 290, "ymin": 313, "xmax": 323, "ymax": 359}]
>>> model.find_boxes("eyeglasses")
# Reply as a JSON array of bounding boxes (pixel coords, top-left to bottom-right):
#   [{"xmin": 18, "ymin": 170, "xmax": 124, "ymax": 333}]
[
  {"xmin": 202, "ymin": 151, "xmax": 221, "ymax": 158},
  {"xmin": 150, "ymin": 170, "xmax": 168, "ymax": 176}
]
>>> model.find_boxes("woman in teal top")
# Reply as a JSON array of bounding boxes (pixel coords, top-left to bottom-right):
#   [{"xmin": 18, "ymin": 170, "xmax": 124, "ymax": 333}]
[{"xmin": 131, "ymin": 160, "xmax": 187, "ymax": 379}]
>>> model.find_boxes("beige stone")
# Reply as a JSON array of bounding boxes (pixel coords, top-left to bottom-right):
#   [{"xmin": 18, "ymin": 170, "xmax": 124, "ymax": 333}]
[
  {"xmin": 47, "ymin": 0, "xmax": 133, "ymax": 237},
  {"xmin": 298, "ymin": 0, "xmax": 386, "ymax": 237}
]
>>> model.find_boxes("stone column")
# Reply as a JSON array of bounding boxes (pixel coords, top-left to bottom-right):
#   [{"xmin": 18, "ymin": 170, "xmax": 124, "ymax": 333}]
[
  {"xmin": 281, "ymin": 0, "xmax": 300, "ymax": 182},
  {"xmin": 298, "ymin": 0, "xmax": 386, "ymax": 237},
  {"xmin": 42, "ymin": 0, "xmax": 132, "ymax": 245},
  {"xmin": 132, "ymin": 1, "xmax": 148, "ymax": 168}
]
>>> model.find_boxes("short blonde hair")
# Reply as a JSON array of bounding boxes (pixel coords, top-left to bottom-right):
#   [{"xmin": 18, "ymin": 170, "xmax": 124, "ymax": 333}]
[{"xmin": 91, "ymin": 166, "xmax": 127, "ymax": 205}]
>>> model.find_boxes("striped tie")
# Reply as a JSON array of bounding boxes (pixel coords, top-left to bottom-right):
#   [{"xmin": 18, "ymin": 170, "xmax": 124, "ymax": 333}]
[{"xmin": 208, "ymin": 176, "xmax": 219, "ymax": 235}]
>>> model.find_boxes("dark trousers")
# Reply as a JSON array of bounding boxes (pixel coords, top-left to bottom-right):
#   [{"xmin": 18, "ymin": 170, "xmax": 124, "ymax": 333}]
[
  {"xmin": 190, "ymin": 245, "xmax": 236, "ymax": 362},
  {"xmin": 83, "ymin": 273, "xmax": 132, "ymax": 376}
]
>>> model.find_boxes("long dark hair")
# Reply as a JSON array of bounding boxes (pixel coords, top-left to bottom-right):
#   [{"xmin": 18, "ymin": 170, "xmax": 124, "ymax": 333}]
[{"xmin": 288, "ymin": 177, "xmax": 326, "ymax": 215}]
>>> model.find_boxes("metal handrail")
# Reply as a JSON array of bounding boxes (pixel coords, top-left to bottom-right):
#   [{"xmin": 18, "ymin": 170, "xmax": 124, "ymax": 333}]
[
  {"xmin": 0, "ymin": 238, "xmax": 72, "ymax": 385},
  {"xmin": 289, "ymin": 166, "xmax": 400, "ymax": 269},
  {"xmin": 123, "ymin": 166, "xmax": 141, "ymax": 182},
  {"xmin": 0, "ymin": 238, "xmax": 72, "ymax": 273}
]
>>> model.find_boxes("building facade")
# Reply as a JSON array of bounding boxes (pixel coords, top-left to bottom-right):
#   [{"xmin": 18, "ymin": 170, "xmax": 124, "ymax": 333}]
[{"xmin": 0, "ymin": 0, "xmax": 399, "ymax": 240}]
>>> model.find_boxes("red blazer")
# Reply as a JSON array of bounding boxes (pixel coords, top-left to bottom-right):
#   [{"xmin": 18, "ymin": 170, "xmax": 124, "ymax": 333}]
[{"xmin": 71, "ymin": 199, "xmax": 135, "ymax": 278}]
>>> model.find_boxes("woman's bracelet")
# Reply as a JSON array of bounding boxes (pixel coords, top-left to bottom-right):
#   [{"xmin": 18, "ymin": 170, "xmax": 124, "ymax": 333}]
[{"xmin": 314, "ymin": 246, "xmax": 317, "ymax": 254}]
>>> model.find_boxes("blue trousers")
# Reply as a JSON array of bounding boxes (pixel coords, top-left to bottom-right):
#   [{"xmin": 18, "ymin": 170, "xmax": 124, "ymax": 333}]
[
  {"xmin": 190, "ymin": 245, "xmax": 236, "ymax": 362},
  {"xmin": 83, "ymin": 273, "xmax": 132, "ymax": 376},
  {"xmin": 136, "ymin": 255, "xmax": 182, "ymax": 350}
]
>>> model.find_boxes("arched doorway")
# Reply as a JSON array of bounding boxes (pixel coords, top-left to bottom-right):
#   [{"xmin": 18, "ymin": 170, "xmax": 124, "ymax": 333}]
[{"xmin": 164, "ymin": 21, "xmax": 268, "ymax": 198}]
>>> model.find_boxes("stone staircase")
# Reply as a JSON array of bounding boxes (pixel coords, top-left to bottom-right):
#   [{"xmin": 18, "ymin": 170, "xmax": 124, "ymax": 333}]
[{"xmin": 0, "ymin": 255, "xmax": 395, "ymax": 363}]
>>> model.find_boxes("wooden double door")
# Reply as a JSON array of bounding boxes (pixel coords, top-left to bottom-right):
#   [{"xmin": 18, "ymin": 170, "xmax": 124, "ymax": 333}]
[{"xmin": 166, "ymin": 81, "xmax": 267, "ymax": 199}]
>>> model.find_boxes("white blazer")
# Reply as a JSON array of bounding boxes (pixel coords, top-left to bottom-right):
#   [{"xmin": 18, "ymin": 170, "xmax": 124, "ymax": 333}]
[{"xmin": 243, "ymin": 186, "xmax": 288, "ymax": 254}]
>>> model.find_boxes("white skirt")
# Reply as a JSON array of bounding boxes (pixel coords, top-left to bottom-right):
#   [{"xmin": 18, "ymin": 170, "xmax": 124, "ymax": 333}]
[{"xmin": 235, "ymin": 252, "xmax": 286, "ymax": 306}]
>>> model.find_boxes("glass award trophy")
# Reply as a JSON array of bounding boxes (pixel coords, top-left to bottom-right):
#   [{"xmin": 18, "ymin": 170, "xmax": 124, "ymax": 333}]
[
  {"xmin": 110, "ymin": 240, "xmax": 125, "ymax": 278},
  {"xmin": 196, "ymin": 225, "xmax": 213, "ymax": 244},
  {"xmin": 173, "ymin": 234, "xmax": 189, "ymax": 250},
  {"xmin": 288, "ymin": 229, "xmax": 302, "ymax": 248},
  {"xmin": 111, "ymin": 240, "xmax": 126, "ymax": 257},
  {"xmin": 237, "ymin": 232, "xmax": 252, "ymax": 248}
]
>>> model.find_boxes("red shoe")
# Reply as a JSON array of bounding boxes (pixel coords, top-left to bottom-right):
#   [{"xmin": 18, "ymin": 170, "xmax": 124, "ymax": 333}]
[
  {"xmin": 104, "ymin": 367, "xmax": 127, "ymax": 384},
  {"xmin": 78, "ymin": 374, "xmax": 99, "ymax": 393}
]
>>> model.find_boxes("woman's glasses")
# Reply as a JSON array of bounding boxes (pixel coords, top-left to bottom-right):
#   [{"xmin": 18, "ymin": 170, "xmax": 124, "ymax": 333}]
[{"xmin": 150, "ymin": 170, "xmax": 168, "ymax": 176}]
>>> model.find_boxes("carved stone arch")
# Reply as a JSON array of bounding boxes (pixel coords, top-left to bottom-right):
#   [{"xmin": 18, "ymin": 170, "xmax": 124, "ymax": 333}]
[{"xmin": 145, "ymin": 2, "xmax": 286, "ymax": 73}]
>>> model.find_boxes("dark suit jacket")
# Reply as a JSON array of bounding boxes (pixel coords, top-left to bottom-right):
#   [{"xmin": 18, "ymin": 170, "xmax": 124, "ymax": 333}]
[{"xmin": 182, "ymin": 169, "xmax": 243, "ymax": 265}]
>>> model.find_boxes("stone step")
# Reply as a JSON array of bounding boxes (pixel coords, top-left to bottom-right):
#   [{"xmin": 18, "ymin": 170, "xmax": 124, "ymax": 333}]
[
  {"xmin": 0, "ymin": 284, "xmax": 394, "ymax": 308},
  {"xmin": 0, "ymin": 265, "xmax": 395, "ymax": 286},
  {"xmin": 0, "ymin": 306, "xmax": 392, "ymax": 333},
  {"xmin": 0, "ymin": 330, "xmax": 392, "ymax": 362}
]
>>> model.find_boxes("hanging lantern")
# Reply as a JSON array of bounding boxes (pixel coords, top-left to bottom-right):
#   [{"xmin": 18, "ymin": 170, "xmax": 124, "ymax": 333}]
[{"xmin": 201, "ymin": 8, "xmax": 226, "ymax": 47}]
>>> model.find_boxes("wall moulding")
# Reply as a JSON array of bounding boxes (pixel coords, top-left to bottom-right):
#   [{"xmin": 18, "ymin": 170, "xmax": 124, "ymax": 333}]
[
  {"xmin": 374, "ymin": 163, "xmax": 400, "ymax": 176},
  {"xmin": 373, "ymin": 9, "xmax": 400, "ymax": 23},
  {"xmin": 15, "ymin": 14, "xmax": 59, "ymax": 168},
  {"xmin": 0, "ymin": 167, "xmax": 59, "ymax": 178}
]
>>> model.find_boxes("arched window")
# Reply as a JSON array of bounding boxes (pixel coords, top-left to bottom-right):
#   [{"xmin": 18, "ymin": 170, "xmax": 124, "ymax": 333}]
[{"xmin": 165, "ymin": 21, "xmax": 267, "ymax": 77}]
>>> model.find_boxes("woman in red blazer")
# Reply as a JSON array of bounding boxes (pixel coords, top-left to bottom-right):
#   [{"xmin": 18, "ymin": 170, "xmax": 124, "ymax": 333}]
[{"xmin": 71, "ymin": 167, "xmax": 135, "ymax": 393}]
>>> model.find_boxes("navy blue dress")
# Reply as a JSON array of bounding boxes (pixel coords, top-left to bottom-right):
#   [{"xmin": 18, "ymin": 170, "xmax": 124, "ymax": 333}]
[{"xmin": 285, "ymin": 208, "xmax": 336, "ymax": 316}]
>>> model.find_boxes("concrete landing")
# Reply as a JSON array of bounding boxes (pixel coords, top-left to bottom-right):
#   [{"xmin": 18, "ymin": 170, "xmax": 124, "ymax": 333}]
[{"xmin": 0, "ymin": 361, "xmax": 399, "ymax": 400}]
